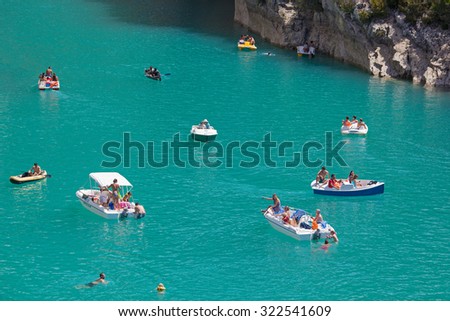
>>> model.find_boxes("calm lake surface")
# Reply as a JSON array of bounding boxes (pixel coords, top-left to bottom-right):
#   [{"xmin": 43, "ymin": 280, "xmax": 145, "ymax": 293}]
[{"xmin": 0, "ymin": 0, "xmax": 449, "ymax": 300}]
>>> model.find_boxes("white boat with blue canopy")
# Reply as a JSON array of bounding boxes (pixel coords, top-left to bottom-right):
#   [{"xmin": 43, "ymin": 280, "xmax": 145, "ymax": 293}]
[
  {"xmin": 263, "ymin": 207, "xmax": 334, "ymax": 241},
  {"xmin": 76, "ymin": 172, "xmax": 137, "ymax": 219}
]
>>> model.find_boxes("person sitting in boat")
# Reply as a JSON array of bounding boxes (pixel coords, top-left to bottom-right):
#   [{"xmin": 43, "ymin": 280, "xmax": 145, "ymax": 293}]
[
  {"xmin": 45, "ymin": 66, "xmax": 53, "ymax": 78},
  {"xmin": 328, "ymin": 174, "xmax": 342, "ymax": 190},
  {"xmin": 357, "ymin": 118, "xmax": 367, "ymax": 129},
  {"xmin": 39, "ymin": 73, "xmax": 45, "ymax": 81},
  {"xmin": 29, "ymin": 163, "xmax": 42, "ymax": 176},
  {"xmin": 316, "ymin": 166, "xmax": 330, "ymax": 185},
  {"xmin": 348, "ymin": 170, "xmax": 355, "ymax": 183},
  {"xmin": 313, "ymin": 209, "xmax": 323, "ymax": 223},
  {"xmin": 239, "ymin": 35, "xmax": 245, "ymax": 44},
  {"xmin": 262, "ymin": 194, "xmax": 282, "ymax": 213},
  {"xmin": 342, "ymin": 116, "xmax": 351, "ymax": 127},
  {"xmin": 276, "ymin": 206, "xmax": 296, "ymax": 226},
  {"xmin": 351, "ymin": 174, "xmax": 362, "ymax": 188},
  {"xmin": 146, "ymin": 66, "xmax": 160, "ymax": 77},
  {"xmin": 203, "ymin": 119, "xmax": 210, "ymax": 129},
  {"xmin": 303, "ymin": 43, "xmax": 309, "ymax": 53},
  {"xmin": 351, "ymin": 115, "xmax": 358, "ymax": 124},
  {"xmin": 249, "ymin": 36, "xmax": 255, "ymax": 45},
  {"xmin": 134, "ymin": 202, "xmax": 146, "ymax": 219},
  {"xmin": 122, "ymin": 192, "xmax": 132, "ymax": 202},
  {"xmin": 99, "ymin": 187, "xmax": 110, "ymax": 207},
  {"xmin": 51, "ymin": 73, "xmax": 58, "ymax": 82}
]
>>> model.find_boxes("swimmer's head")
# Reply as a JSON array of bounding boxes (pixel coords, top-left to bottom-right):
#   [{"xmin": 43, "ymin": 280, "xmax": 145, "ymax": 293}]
[{"xmin": 99, "ymin": 273, "xmax": 105, "ymax": 279}]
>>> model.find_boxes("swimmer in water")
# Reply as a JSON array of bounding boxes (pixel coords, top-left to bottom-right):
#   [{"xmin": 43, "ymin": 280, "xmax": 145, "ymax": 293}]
[
  {"xmin": 156, "ymin": 283, "xmax": 166, "ymax": 292},
  {"xmin": 321, "ymin": 239, "xmax": 331, "ymax": 251},
  {"xmin": 86, "ymin": 273, "xmax": 107, "ymax": 287}
]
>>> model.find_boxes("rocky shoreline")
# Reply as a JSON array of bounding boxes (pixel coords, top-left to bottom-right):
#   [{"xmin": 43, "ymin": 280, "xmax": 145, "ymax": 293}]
[{"xmin": 234, "ymin": 0, "xmax": 450, "ymax": 89}]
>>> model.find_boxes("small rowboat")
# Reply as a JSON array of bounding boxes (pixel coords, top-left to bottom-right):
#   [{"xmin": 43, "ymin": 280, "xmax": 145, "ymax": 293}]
[
  {"xmin": 310, "ymin": 179, "xmax": 384, "ymax": 196},
  {"xmin": 144, "ymin": 69, "xmax": 161, "ymax": 81},
  {"xmin": 237, "ymin": 41, "xmax": 257, "ymax": 51},
  {"xmin": 10, "ymin": 171, "xmax": 48, "ymax": 184}
]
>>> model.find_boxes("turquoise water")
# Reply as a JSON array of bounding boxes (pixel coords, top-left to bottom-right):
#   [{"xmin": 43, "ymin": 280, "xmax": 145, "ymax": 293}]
[{"xmin": 1, "ymin": 0, "xmax": 449, "ymax": 301}]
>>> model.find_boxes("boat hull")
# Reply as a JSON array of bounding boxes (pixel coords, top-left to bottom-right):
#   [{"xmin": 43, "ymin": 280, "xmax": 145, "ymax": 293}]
[
  {"xmin": 190, "ymin": 126, "xmax": 217, "ymax": 142},
  {"xmin": 238, "ymin": 42, "xmax": 257, "ymax": 50},
  {"xmin": 76, "ymin": 189, "xmax": 136, "ymax": 220},
  {"xmin": 311, "ymin": 180, "xmax": 384, "ymax": 196},
  {"xmin": 341, "ymin": 124, "xmax": 368, "ymax": 135},
  {"xmin": 264, "ymin": 210, "xmax": 332, "ymax": 241},
  {"xmin": 10, "ymin": 171, "xmax": 48, "ymax": 184},
  {"xmin": 38, "ymin": 80, "xmax": 60, "ymax": 90}
]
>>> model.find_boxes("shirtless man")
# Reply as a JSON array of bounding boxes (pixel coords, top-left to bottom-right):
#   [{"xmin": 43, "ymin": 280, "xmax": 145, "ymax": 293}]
[
  {"xmin": 316, "ymin": 166, "xmax": 330, "ymax": 184},
  {"xmin": 313, "ymin": 209, "xmax": 323, "ymax": 223},
  {"xmin": 134, "ymin": 203, "xmax": 146, "ymax": 219},
  {"xmin": 357, "ymin": 118, "xmax": 367, "ymax": 129},
  {"xmin": 262, "ymin": 194, "xmax": 282, "ymax": 213},
  {"xmin": 29, "ymin": 163, "xmax": 42, "ymax": 176}
]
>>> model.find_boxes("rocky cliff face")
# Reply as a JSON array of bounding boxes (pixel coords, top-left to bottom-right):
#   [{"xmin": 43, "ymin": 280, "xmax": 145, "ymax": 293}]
[{"xmin": 234, "ymin": 0, "xmax": 450, "ymax": 88}]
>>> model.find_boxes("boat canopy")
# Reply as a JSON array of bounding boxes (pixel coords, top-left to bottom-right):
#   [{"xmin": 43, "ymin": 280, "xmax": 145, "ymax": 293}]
[{"xmin": 89, "ymin": 172, "xmax": 133, "ymax": 187}]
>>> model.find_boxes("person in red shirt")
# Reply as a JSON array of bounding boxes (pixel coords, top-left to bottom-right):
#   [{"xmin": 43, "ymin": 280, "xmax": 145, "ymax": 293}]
[{"xmin": 328, "ymin": 174, "xmax": 342, "ymax": 189}]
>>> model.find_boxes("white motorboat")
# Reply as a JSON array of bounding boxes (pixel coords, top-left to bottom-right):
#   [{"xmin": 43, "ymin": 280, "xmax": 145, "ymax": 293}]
[
  {"xmin": 340, "ymin": 123, "xmax": 368, "ymax": 135},
  {"xmin": 190, "ymin": 119, "xmax": 217, "ymax": 142},
  {"xmin": 297, "ymin": 44, "xmax": 315, "ymax": 57},
  {"xmin": 263, "ymin": 207, "xmax": 334, "ymax": 241},
  {"xmin": 310, "ymin": 179, "xmax": 384, "ymax": 196},
  {"xmin": 76, "ymin": 172, "xmax": 138, "ymax": 220}
]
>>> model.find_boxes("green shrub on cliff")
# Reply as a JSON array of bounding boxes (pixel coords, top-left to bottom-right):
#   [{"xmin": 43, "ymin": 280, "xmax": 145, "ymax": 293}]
[
  {"xmin": 332, "ymin": 0, "xmax": 449, "ymax": 28},
  {"xmin": 337, "ymin": 0, "xmax": 355, "ymax": 13},
  {"xmin": 370, "ymin": 0, "xmax": 388, "ymax": 17}
]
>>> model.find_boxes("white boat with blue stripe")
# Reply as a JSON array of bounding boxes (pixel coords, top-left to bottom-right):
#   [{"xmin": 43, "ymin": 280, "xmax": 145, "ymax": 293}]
[{"xmin": 311, "ymin": 179, "xmax": 384, "ymax": 196}]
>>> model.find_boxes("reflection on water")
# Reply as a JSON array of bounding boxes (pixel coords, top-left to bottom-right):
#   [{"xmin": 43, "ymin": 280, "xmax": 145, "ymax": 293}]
[
  {"xmin": 39, "ymin": 90, "xmax": 60, "ymax": 111},
  {"xmin": 10, "ymin": 180, "xmax": 48, "ymax": 203},
  {"xmin": 87, "ymin": 0, "xmax": 235, "ymax": 36}
]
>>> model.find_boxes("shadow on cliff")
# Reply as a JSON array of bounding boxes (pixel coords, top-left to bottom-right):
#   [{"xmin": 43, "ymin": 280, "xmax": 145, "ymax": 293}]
[{"xmin": 85, "ymin": 0, "xmax": 238, "ymax": 37}]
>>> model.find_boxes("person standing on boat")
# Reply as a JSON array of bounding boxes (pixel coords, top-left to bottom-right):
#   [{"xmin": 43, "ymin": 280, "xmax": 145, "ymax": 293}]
[
  {"xmin": 29, "ymin": 163, "xmax": 42, "ymax": 176},
  {"xmin": 316, "ymin": 166, "xmax": 330, "ymax": 185},
  {"xmin": 108, "ymin": 178, "xmax": 120, "ymax": 209},
  {"xmin": 262, "ymin": 194, "xmax": 282, "ymax": 213}
]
